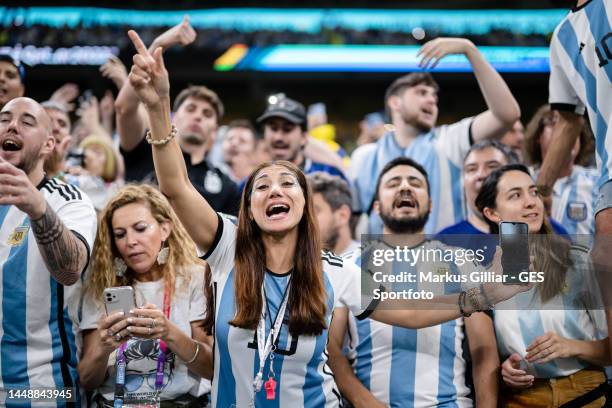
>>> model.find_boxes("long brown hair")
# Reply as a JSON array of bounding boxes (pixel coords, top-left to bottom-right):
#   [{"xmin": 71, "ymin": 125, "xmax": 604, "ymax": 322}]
[
  {"xmin": 87, "ymin": 184, "xmax": 202, "ymax": 303},
  {"xmin": 229, "ymin": 161, "xmax": 328, "ymax": 336},
  {"xmin": 475, "ymin": 164, "xmax": 572, "ymax": 303}
]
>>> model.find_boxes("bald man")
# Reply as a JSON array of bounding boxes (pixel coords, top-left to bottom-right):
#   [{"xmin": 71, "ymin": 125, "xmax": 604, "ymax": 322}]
[{"xmin": 0, "ymin": 97, "xmax": 96, "ymax": 403}]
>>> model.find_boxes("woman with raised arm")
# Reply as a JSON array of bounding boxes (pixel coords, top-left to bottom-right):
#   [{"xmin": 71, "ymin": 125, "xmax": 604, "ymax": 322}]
[{"xmin": 126, "ymin": 29, "xmax": 528, "ymax": 408}]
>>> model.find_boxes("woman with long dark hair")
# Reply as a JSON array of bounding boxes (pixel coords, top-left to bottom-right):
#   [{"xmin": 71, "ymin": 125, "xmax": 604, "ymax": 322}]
[
  {"xmin": 475, "ymin": 164, "xmax": 610, "ymax": 407},
  {"xmin": 125, "ymin": 29, "xmax": 528, "ymax": 407}
]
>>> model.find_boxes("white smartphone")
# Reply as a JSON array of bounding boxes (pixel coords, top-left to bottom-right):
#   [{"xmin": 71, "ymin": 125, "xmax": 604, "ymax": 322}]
[{"xmin": 103, "ymin": 286, "xmax": 136, "ymax": 316}]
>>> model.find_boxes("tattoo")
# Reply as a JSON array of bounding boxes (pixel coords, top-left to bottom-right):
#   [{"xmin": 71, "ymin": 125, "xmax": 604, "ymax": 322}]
[{"xmin": 31, "ymin": 205, "xmax": 87, "ymax": 285}]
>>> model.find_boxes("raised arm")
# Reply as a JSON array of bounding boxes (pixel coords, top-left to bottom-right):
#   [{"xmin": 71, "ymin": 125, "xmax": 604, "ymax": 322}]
[
  {"xmin": 116, "ymin": 17, "xmax": 196, "ymax": 152},
  {"xmin": 127, "ymin": 30, "xmax": 218, "ymax": 252},
  {"xmin": 419, "ymin": 37, "xmax": 521, "ymax": 141},
  {"xmin": 536, "ymin": 111, "xmax": 584, "ymax": 192}
]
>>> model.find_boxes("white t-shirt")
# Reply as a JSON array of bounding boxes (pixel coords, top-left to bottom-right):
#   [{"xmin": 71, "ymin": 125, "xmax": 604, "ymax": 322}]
[
  {"xmin": 202, "ymin": 215, "xmax": 370, "ymax": 408},
  {"xmin": 80, "ymin": 267, "xmax": 207, "ymax": 402}
]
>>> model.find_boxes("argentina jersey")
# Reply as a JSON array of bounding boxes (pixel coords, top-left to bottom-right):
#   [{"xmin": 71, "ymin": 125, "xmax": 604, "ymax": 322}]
[
  {"xmin": 493, "ymin": 245, "xmax": 608, "ymax": 378},
  {"xmin": 0, "ymin": 178, "xmax": 96, "ymax": 407},
  {"xmin": 349, "ymin": 118, "xmax": 472, "ymax": 235},
  {"xmin": 202, "ymin": 215, "xmax": 369, "ymax": 408},
  {"xmin": 549, "ymin": 0, "xmax": 612, "ymax": 188},
  {"xmin": 346, "ymin": 241, "xmax": 472, "ymax": 408},
  {"xmin": 532, "ymin": 165, "xmax": 599, "ymax": 237}
]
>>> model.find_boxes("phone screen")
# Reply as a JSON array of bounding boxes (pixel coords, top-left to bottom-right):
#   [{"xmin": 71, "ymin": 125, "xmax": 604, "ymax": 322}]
[{"xmin": 499, "ymin": 222, "xmax": 529, "ymax": 285}]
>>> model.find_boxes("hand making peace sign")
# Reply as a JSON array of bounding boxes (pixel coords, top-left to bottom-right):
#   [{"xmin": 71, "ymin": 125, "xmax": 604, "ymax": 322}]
[{"xmin": 127, "ymin": 30, "xmax": 170, "ymax": 108}]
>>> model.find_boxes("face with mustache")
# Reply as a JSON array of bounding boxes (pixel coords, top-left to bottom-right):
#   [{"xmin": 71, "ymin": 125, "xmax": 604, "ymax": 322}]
[
  {"xmin": 173, "ymin": 96, "xmax": 218, "ymax": 149},
  {"xmin": 374, "ymin": 164, "xmax": 431, "ymax": 234},
  {"xmin": 388, "ymin": 84, "xmax": 438, "ymax": 132},
  {"xmin": 263, "ymin": 117, "xmax": 307, "ymax": 164}
]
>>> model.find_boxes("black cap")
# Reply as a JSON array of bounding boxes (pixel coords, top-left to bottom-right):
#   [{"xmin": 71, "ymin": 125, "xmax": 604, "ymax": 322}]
[
  {"xmin": 0, "ymin": 55, "xmax": 25, "ymax": 82},
  {"xmin": 257, "ymin": 94, "xmax": 306, "ymax": 126}
]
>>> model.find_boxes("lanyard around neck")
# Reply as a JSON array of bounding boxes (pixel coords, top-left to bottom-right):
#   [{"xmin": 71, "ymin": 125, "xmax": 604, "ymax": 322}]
[
  {"xmin": 252, "ymin": 275, "xmax": 292, "ymax": 396},
  {"xmin": 114, "ymin": 286, "xmax": 171, "ymax": 407}
]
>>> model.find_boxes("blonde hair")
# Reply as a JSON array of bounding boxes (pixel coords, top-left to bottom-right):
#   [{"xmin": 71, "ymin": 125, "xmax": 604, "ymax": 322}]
[
  {"xmin": 79, "ymin": 135, "xmax": 118, "ymax": 182},
  {"xmin": 87, "ymin": 184, "xmax": 202, "ymax": 303}
]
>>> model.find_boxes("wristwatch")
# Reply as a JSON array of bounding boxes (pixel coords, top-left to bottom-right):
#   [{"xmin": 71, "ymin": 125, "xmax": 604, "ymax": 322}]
[{"xmin": 536, "ymin": 184, "xmax": 553, "ymax": 197}]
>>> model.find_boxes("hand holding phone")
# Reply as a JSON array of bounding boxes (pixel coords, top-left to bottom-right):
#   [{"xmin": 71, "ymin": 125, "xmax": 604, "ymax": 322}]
[
  {"xmin": 103, "ymin": 286, "xmax": 136, "ymax": 316},
  {"xmin": 499, "ymin": 221, "xmax": 530, "ymax": 285}
]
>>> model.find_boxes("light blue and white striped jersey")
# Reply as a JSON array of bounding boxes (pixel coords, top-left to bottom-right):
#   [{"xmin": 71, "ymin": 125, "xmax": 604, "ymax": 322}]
[
  {"xmin": 349, "ymin": 118, "xmax": 472, "ymax": 235},
  {"xmin": 532, "ymin": 165, "xmax": 599, "ymax": 236},
  {"xmin": 202, "ymin": 216, "xmax": 369, "ymax": 408},
  {"xmin": 343, "ymin": 241, "xmax": 473, "ymax": 408},
  {"xmin": 494, "ymin": 245, "xmax": 608, "ymax": 378},
  {"xmin": 0, "ymin": 178, "xmax": 96, "ymax": 407},
  {"xmin": 549, "ymin": 0, "xmax": 612, "ymax": 188}
]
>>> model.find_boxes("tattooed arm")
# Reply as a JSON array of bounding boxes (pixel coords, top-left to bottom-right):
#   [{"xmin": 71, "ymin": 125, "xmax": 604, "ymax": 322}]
[
  {"xmin": 0, "ymin": 160, "xmax": 89, "ymax": 286},
  {"xmin": 30, "ymin": 203, "xmax": 89, "ymax": 285}
]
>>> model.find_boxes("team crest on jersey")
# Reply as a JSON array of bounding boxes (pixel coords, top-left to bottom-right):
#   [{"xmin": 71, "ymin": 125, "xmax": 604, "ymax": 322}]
[
  {"xmin": 204, "ymin": 170, "xmax": 222, "ymax": 194},
  {"xmin": 7, "ymin": 226, "xmax": 29, "ymax": 246},
  {"xmin": 567, "ymin": 201, "xmax": 587, "ymax": 222}
]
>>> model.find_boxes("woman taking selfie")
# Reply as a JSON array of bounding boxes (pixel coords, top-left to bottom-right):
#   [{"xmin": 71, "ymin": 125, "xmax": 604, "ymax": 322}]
[
  {"xmin": 475, "ymin": 164, "xmax": 610, "ymax": 407},
  {"xmin": 78, "ymin": 185, "xmax": 210, "ymax": 407},
  {"xmin": 125, "ymin": 29, "xmax": 528, "ymax": 407}
]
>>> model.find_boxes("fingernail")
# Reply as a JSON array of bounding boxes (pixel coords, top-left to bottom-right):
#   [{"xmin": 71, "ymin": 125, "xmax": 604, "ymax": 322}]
[
  {"xmin": 127, "ymin": 318, "xmax": 133, "ymax": 323},
  {"xmin": 127, "ymin": 326, "xmax": 133, "ymax": 331}
]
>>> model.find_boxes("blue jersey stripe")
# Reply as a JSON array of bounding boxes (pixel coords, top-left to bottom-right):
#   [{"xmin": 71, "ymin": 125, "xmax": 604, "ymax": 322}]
[
  {"xmin": 2, "ymin": 218, "xmax": 30, "ymax": 407},
  {"xmin": 557, "ymin": 19, "xmax": 610, "ymax": 185},
  {"xmin": 215, "ymin": 269, "xmax": 237, "ymax": 408},
  {"xmin": 450, "ymin": 161, "xmax": 464, "ymax": 223},
  {"xmin": 62, "ymin": 308, "xmax": 80, "ymax": 407},
  {"xmin": 584, "ymin": 0, "xmax": 612, "ymax": 83},
  {"xmin": 302, "ymin": 274, "xmax": 335, "ymax": 408},
  {"xmin": 437, "ymin": 268, "xmax": 461, "ymax": 405},
  {"xmin": 254, "ymin": 273, "xmax": 289, "ymax": 408},
  {"xmin": 48, "ymin": 280, "xmax": 65, "ymax": 405},
  {"xmin": 0, "ymin": 206, "xmax": 9, "ymax": 225},
  {"xmin": 389, "ymin": 326, "xmax": 417, "ymax": 405}
]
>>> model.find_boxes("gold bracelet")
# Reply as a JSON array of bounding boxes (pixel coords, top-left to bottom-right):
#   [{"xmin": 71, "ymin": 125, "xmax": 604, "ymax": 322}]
[
  {"xmin": 185, "ymin": 341, "xmax": 200, "ymax": 364},
  {"xmin": 145, "ymin": 124, "xmax": 177, "ymax": 146}
]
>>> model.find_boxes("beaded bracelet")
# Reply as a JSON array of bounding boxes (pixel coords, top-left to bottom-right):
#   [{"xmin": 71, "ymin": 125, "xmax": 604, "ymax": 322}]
[
  {"xmin": 145, "ymin": 124, "xmax": 177, "ymax": 146},
  {"xmin": 466, "ymin": 287, "xmax": 482, "ymax": 312}
]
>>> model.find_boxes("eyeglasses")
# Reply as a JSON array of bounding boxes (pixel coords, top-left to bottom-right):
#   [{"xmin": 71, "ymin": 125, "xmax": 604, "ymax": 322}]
[{"xmin": 124, "ymin": 371, "xmax": 172, "ymax": 393}]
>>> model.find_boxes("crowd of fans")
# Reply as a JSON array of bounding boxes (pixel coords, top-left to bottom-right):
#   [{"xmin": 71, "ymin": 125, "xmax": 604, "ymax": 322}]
[{"xmin": 0, "ymin": 12, "xmax": 609, "ymax": 408}]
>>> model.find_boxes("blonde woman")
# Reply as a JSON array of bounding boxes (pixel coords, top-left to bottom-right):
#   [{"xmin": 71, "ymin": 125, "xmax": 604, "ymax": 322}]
[{"xmin": 78, "ymin": 184, "xmax": 210, "ymax": 407}]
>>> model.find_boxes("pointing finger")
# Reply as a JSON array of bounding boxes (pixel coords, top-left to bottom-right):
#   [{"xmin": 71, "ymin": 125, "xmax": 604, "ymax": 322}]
[{"xmin": 128, "ymin": 30, "xmax": 149, "ymax": 56}]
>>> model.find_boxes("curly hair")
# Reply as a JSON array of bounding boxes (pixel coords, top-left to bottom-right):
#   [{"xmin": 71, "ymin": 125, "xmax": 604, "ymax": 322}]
[{"xmin": 86, "ymin": 184, "xmax": 203, "ymax": 304}]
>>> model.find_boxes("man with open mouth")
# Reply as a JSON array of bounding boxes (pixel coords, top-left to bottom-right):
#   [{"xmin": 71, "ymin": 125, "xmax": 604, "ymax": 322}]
[{"xmin": 0, "ymin": 96, "xmax": 97, "ymax": 406}]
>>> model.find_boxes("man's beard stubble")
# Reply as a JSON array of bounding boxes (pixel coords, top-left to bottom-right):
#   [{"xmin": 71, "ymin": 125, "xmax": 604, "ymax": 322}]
[{"xmin": 379, "ymin": 204, "xmax": 429, "ymax": 234}]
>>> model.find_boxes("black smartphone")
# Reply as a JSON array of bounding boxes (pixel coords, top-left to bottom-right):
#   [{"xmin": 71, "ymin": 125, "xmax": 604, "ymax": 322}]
[{"xmin": 499, "ymin": 221, "xmax": 529, "ymax": 285}]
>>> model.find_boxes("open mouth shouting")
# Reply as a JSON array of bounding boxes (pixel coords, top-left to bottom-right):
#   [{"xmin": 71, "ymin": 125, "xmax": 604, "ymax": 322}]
[
  {"xmin": 265, "ymin": 202, "xmax": 291, "ymax": 220},
  {"xmin": 1, "ymin": 137, "xmax": 23, "ymax": 152}
]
